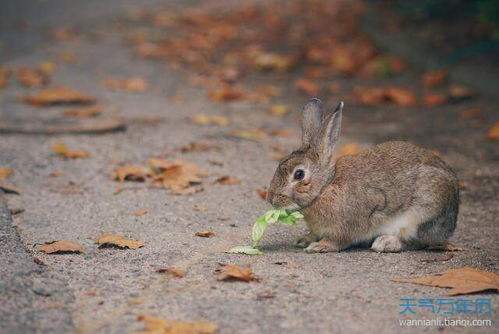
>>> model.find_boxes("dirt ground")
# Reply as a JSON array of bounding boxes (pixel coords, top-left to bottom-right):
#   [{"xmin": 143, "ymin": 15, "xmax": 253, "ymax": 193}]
[{"xmin": 0, "ymin": 1, "xmax": 497, "ymax": 333}]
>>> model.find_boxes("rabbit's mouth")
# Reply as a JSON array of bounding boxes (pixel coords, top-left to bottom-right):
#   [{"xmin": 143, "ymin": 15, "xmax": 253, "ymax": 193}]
[{"xmin": 278, "ymin": 202, "xmax": 301, "ymax": 212}]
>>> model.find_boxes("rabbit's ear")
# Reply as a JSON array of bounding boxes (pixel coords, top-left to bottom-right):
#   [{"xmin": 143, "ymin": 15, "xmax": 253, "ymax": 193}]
[
  {"xmin": 301, "ymin": 98, "xmax": 324, "ymax": 146},
  {"xmin": 315, "ymin": 101, "xmax": 343, "ymax": 165}
]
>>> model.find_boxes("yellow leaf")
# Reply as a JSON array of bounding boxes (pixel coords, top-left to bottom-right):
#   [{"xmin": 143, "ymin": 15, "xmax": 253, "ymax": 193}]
[
  {"xmin": 0, "ymin": 167, "xmax": 13, "ymax": 181},
  {"xmin": 23, "ymin": 86, "xmax": 96, "ymax": 106},
  {"xmin": 52, "ymin": 142, "xmax": 90, "ymax": 159},
  {"xmin": 137, "ymin": 315, "xmax": 217, "ymax": 334},
  {"xmin": 192, "ymin": 114, "xmax": 229, "ymax": 126}
]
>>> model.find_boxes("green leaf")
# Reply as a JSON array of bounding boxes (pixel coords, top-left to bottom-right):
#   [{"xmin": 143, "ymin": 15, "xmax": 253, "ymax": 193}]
[
  {"xmin": 227, "ymin": 245, "xmax": 263, "ymax": 255},
  {"xmin": 252, "ymin": 216, "xmax": 268, "ymax": 247}
]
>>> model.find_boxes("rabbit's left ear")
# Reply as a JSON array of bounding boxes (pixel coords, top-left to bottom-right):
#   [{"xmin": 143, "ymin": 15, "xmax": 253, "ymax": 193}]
[{"xmin": 315, "ymin": 101, "xmax": 343, "ymax": 166}]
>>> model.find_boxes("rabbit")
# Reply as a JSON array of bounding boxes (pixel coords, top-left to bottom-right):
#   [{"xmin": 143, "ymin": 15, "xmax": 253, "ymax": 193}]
[{"xmin": 266, "ymin": 98, "xmax": 459, "ymax": 253}]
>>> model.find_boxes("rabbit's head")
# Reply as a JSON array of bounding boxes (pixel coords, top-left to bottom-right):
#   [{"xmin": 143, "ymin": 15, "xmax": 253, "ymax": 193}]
[{"xmin": 267, "ymin": 98, "xmax": 343, "ymax": 211}]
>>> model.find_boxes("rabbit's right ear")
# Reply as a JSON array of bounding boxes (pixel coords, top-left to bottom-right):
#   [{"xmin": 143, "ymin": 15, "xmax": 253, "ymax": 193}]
[{"xmin": 301, "ymin": 98, "xmax": 323, "ymax": 146}]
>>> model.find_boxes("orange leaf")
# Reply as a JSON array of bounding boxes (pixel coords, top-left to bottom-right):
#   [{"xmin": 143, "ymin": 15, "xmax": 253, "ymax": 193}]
[
  {"xmin": 96, "ymin": 233, "xmax": 144, "ymax": 249},
  {"xmin": 16, "ymin": 67, "xmax": 48, "ymax": 87},
  {"xmin": 52, "ymin": 142, "xmax": 90, "ymax": 159},
  {"xmin": 208, "ymin": 85, "xmax": 244, "ymax": 102},
  {"xmin": 214, "ymin": 176, "xmax": 240, "ymax": 185},
  {"xmin": 256, "ymin": 189, "xmax": 267, "ymax": 200},
  {"xmin": 385, "ymin": 87, "xmax": 416, "ymax": 107},
  {"xmin": 0, "ymin": 167, "xmax": 13, "ymax": 181},
  {"xmin": 422, "ymin": 69, "xmax": 448, "ymax": 87},
  {"xmin": 38, "ymin": 240, "xmax": 84, "ymax": 254},
  {"xmin": 217, "ymin": 264, "xmax": 257, "ymax": 282},
  {"xmin": 423, "ymin": 93, "xmax": 448, "ymax": 107},
  {"xmin": 149, "ymin": 159, "xmax": 205, "ymax": 194},
  {"xmin": 392, "ymin": 267, "xmax": 499, "ymax": 296},
  {"xmin": 114, "ymin": 165, "xmax": 150, "ymax": 182},
  {"xmin": 157, "ymin": 267, "xmax": 186, "ymax": 278},
  {"xmin": 104, "ymin": 77, "xmax": 148, "ymax": 92},
  {"xmin": 137, "ymin": 315, "xmax": 217, "ymax": 334},
  {"xmin": 486, "ymin": 121, "xmax": 499, "ymax": 141},
  {"xmin": 63, "ymin": 106, "xmax": 102, "ymax": 118},
  {"xmin": 131, "ymin": 209, "xmax": 148, "ymax": 217},
  {"xmin": 294, "ymin": 79, "xmax": 319, "ymax": 96},
  {"xmin": 192, "ymin": 114, "xmax": 229, "ymax": 126},
  {"xmin": 23, "ymin": 86, "xmax": 96, "ymax": 106},
  {"xmin": 194, "ymin": 231, "xmax": 215, "ymax": 238}
]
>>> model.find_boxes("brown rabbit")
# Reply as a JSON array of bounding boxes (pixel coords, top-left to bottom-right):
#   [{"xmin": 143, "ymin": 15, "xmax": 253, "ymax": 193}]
[{"xmin": 267, "ymin": 98, "xmax": 459, "ymax": 253}]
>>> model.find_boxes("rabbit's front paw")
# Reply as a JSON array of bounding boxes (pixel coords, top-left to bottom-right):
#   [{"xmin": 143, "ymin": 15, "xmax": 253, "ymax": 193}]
[
  {"xmin": 305, "ymin": 239, "xmax": 340, "ymax": 253},
  {"xmin": 295, "ymin": 233, "xmax": 318, "ymax": 248},
  {"xmin": 371, "ymin": 235, "xmax": 404, "ymax": 253}
]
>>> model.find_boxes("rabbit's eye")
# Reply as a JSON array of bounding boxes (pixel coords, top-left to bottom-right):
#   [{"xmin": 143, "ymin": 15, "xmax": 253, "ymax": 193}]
[{"xmin": 293, "ymin": 169, "xmax": 305, "ymax": 181}]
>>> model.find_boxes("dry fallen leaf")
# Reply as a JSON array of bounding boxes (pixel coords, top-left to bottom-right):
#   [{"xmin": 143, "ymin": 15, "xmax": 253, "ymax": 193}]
[
  {"xmin": 269, "ymin": 105, "xmax": 289, "ymax": 117},
  {"xmin": 486, "ymin": 121, "xmax": 499, "ymax": 141},
  {"xmin": 114, "ymin": 165, "xmax": 150, "ymax": 182},
  {"xmin": 0, "ymin": 167, "xmax": 13, "ymax": 181},
  {"xmin": 253, "ymin": 51, "xmax": 294, "ymax": 71},
  {"xmin": 256, "ymin": 189, "xmax": 267, "ymax": 200},
  {"xmin": 131, "ymin": 209, "xmax": 148, "ymax": 217},
  {"xmin": 192, "ymin": 114, "xmax": 229, "ymax": 126},
  {"xmin": 104, "ymin": 77, "xmax": 148, "ymax": 92},
  {"xmin": 422, "ymin": 69, "xmax": 448, "ymax": 87},
  {"xmin": 38, "ymin": 61, "xmax": 56, "ymax": 76},
  {"xmin": 0, "ymin": 66, "xmax": 10, "ymax": 88},
  {"xmin": 423, "ymin": 93, "xmax": 448, "ymax": 107},
  {"xmin": 23, "ymin": 86, "xmax": 96, "ymax": 106},
  {"xmin": 179, "ymin": 141, "xmax": 220, "ymax": 153},
  {"xmin": 16, "ymin": 67, "xmax": 48, "ymax": 87},
  {"xmin": 195, "ymin": 231, "xmax": 215, "ymax": 238},
  {"xmin": 385, "ymin": 87, "xmax": 417, "ymax": 107},
  {"xmin": 208, "ymin": 85, "xmax": 244, "ymax": 102},
  {"xmin": 157, "ymin": 267, "xmax": 186, "ymax": 278},
  {"xmin": 52, "ymin": 142, "xmax": 90, "ymax": 159},
  {"xmin": 217, "ymin": 264, "xmax": 257, "ymax": 282},
  {"xmin": 63, "ymin": 106, "xmax": 103, "ymax": 118},
  {"xmin": 214, "ymin": 176, "xmax": 240, "ymax": 185},
  {"xmin": 460, "ymin": 107, "xmax": 483, "ymax": 120},
  {"xmin": 137, "ymin": 315, "xmax": 217, "ymax": 334},
  {"xmin": 38, "ymin": 240, "xmax": 84, "ymax": 254},
  {"xmin": 0, "ymin": 183, "xmax": 20, "ymax": 194},
  {"xmin": 228, "ymin": 129, "xmax": 267, "ymax": 141},
  {"xmin": 427, "ymin": 242, "xmax": 465, "ymax": 252},
  {"xmin": 392, "ymin": 267, "xmax": 499, "ymax": 296},
  {"xmin": 149, "ymin": 159, "xmax": 204, "ymax": 194},
  {"xmin": 96, "ymin": 233, "xmax": 144, "ymax": 249},
  {"xmin": 449, "ymin": 84, "xmax": 474, "ymax": 100},
  {"xmin": 294, "ymin": 79, "xmax": 319, "ymax": 96}
]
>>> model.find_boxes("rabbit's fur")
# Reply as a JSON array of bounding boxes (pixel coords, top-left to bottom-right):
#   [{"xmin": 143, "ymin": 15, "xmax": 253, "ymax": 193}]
[{"xmin": 267, "ymin": 99, "xmax": 459, "ymax": 253}]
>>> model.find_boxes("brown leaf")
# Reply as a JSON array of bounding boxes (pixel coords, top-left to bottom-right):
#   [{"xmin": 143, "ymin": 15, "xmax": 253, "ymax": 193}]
[
  {"xmin": 114, "ymin": 165, "xmax": 150, "ymax": 182},
  {"xmin": 52, "ymin": 142, "xmax": 90, "ymax": 159},
  {"xmin": 268, "ymin": 105, "xmax": 289, "ymax": 117},
  {"xmin": 63, "ymin": 106, "xmax": 103, "ymax": 118},
  {"xmin": 192, "ymin": 114, "xmax": 229, "ymax": 126},
  {"xmin": 392, "ymin": 267, "xmax": 499, "ymax": 296},
  {"xmin": 217, "ymin": 264, "xmax": 256, "ymax": 282},
  {"xmin": 149, "ymin": 159, "xmax": 204, "ymax": 194},
  {"xmin": 195, "ymin": 231, "xmax": 215, "ymax": 238},
  {"xmin": 38, "ymin": 62, "xmax": 56, "ymax": 76},
  {"xmin": 208, "ymin": 85, "xmax": 244, "ymax": 102},
  {"xmin": 228, "ymin": 129, "xmax": 267, "ymax": 141},
  {"xmin": 253, "ymin": 51, "xmax": 294, "ymax": 71},
  {"xmin": 486, "ymin": 121, "xmax": 499, "ymax": 141},
  {"xmin": 294, "ymin": 79, "xmax": 319, "ymax": 96},
  {"xmin": 0, "ymin": 66, "xmax": 10, "ymax": 89},
  {"xmin": 427, "ymin": 242, "xmax": 465, "ymax": 252},
  {"xmin": 459, "ymin": 107, "xmax": 483, "ymax": 120},
  {"xmin": 0, "ymin": 183, "xmax": 20, "ymax": 194},
  {"xmin": 38, "ymin": 240, "xmax": 84, "ymax": 254},
  {"xmin": 214, "ymin": 176, "xmax": 240, "ymax": 185},
  {"xmin": 104, "ymin": 77, "xmax": 148, "ymax": 92},
  {"xmin": 96, "ymin": 233, "xmax": 144, "ymax": 249},
  {"xmin": 354, "ymin": 87, "xmax": 386, "ymax": 106},
  {"xmin": 131, "ymin": 209, "xmax": 148, "ymax": 217},
  {"xmin": 23, "ymin": 86, "xmax": 96, "ymax": 106},
  {"xmin": 16, "ymin": 67, "xmax": 48, "ymax": 87},
  {"xmin": 256, "ymin": 189, "xmax": 267, "ymax": 200},
  {"xmin": 137, "ymin": 315, "xmax": 217, "ymax": 334},
  {"xmin": 0, "ymin": 167, "xmax": 13, "ymax": 181},
  {"xmin": 422, "ymin": 69, "xmax": 448, "ymax": 87},
  {"xmin": 179, "ymin": 141, "xmax": 220, "ymax": 153},
  {"xmin": 449, "ymin": 84, "xmax": 474, "ymax": 100},
  {"xmin": 423, "ymin": 93, "xmax": 448, "ymax": 107},
  {"xmin": 385, "ymin": 87, "xmax": 417, "ymax": 107},
  {"xmin": 157, "ymin": 267, "xmax": 186, "ymax": 278}
]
